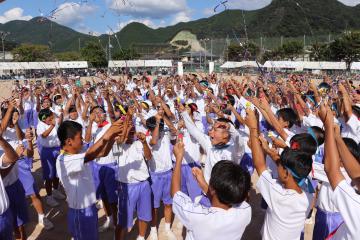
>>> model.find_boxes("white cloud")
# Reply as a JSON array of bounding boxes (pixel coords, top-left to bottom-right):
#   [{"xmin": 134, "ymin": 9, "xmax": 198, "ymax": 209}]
[
  {"xmin": 51, "ymin": 2, "xmax": 97, "ymax": 26},
  {"xmin": 108, "ymin": 0, "xmax": 188, "ymax": 19},
  {"xmin": 0, "ymin": 7, "xmax": 32, "ymax": 23},
  {"xmin": 203, "ymin": 8, "xmax": 215, "ymax": 17},
  {"xmin": 171, "ymin": 11, "xmax": 191, "ymax": 25}
]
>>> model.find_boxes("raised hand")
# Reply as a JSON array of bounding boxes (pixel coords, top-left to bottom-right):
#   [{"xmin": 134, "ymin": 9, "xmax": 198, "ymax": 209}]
[{"xmin": 173, "ymin": 141, "xmax": 185, "ymax": 161}]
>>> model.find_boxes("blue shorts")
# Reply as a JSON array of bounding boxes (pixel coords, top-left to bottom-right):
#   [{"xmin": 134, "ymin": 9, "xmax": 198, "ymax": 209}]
[
  {"xmin": 312, "ymin": 207, "xmax": 343, "ymax": 240},
  {"xmin": 181, "ymin": 163, "xmax": 202, "ymax": 201},
  {"xmin": 117, "ymin": 181, "xmax": 152, "ymax": 228},
  {"xmin": 40, "ymin": 146, "xmax": 60, "ymax": 180},
  {"xmin": 92, "ymin": 162, "xmax": 118, "ymax": 204},
  {"xmin": 150, "ymin": 170, "xmax": 173, "ymax": 208},
  {"xmin": 240, "ymin": 152, "xmax": 254, "ymax": 175},
  {"xmin": 5, "ymin": 179, "xmax": 29, "ymax": 227},
  {"xmin": 0, "ymin": 208, "xmax": 13, "ymax": 240},
  {"xmin": 18, "ymin": 157, "xmax": 38, "ymax": 196},
  {"xmin": 67, "ymin": 204, "xmax": 98, "ymax": 240}
]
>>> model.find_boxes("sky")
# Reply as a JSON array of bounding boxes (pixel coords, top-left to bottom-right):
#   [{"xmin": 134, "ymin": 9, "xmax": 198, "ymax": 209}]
[{"xmin": 0, "ymin": 0, "xmax": 360, "ymax": 35}]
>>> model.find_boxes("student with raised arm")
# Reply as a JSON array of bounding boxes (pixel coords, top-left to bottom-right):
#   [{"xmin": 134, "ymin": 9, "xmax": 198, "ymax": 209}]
[
  {"xmin": 179, "ymin": 102, "xmax": 245, "ymax": 183},
  {"xmin": 0, "ymin": 124, "xmax": 19, "ymax": 240},
  {"xmin": 245, "ymin": 108, "xmax": 314, "ymax": 240},
  {"xmin": 171, "ymin": 141, "xmax": 251, "ymax": 240},
  {"xmin": 56, "ymin": 119, "xmax": 124, "ymax": 240},
  {"xmin": 319, "ymin": 104, "xmax": 360, "ymax": 240}
]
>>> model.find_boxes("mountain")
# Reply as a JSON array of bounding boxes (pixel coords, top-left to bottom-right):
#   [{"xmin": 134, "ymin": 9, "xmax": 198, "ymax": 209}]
[
  {"xmin": 1, "ymin": 0, "xmax": 360, "ymax": 52},
  {"xmin": 0, "ymin": 17, "xmax": 96, "ymax": 52}
]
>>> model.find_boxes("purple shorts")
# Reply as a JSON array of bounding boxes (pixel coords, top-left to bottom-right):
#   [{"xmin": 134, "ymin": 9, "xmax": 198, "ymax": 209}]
[
  {"xmin": 67, "ymin": 204, "xmax": 98, "ymax": 240},
  {"xmin": 312, "ymin": 207, "xmax": 343, "ymax": 240},
  {"xmin": 0, "ymin": 208, "xmax": 13, "ymax": 240},
  {"xmin": 40, "ymin": 146, "xmax": 60, "ymax": 180},
  {"xmin": 92, "ymin": 162, "xmax": 118, "ymax": 204},
  {"xmin": 18, "ymin": 157, "xmax": 38, "ymax": 196},
  {"xmin": 150, "ymin": 170, "xmax": 173, "ymax": 208},
  {"xmin": 181, "ymin": 163, "xmax": 202, "ymax": 201},
  {"xmin": 24, "ymin": 109, "xmax": 35, "ymax": 128},
  {"xmin": 117, "ymin": 181, "xmax": 152, "ymax": 228},
  {"xmin": 5, "ymin": 179, "xmax": 29, "ymax": 227}
]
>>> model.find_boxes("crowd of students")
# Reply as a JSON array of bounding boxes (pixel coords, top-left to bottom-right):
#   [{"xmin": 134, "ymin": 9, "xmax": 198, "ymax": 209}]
[{"xmin": 0, "ymin": 72, "xmax": 359, "ymax": 240}]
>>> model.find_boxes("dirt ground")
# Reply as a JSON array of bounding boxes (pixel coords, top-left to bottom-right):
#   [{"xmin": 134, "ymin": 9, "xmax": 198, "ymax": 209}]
[{"xmin": 0, "ymin": 78, "xmax": 315, "ymax": 240}]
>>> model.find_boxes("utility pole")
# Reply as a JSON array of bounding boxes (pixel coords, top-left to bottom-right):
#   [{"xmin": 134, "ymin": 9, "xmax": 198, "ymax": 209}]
[
  {"xmin": 0, "ymin": 31, "xmax": 10, "ymax": 61},
  {"xmin": 108, "ymin": 35, "xmax": 111, "ymax": 61},
  {"xmin": 260, "ymin": 37, "xmax": 263, "ymax": 51}
]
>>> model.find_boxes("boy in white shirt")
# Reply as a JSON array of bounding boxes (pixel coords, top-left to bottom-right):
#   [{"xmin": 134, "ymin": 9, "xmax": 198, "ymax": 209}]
[
  {"xmin": 56, "ymin": 119, "xmax": 124, "ymax": 240},
  {"xmin": 114, "ymin": 123, "xmax": 152, "ymax": 240},
  {"xmin": 319, "ymin": 104, "xmax": 360, "ymax": 240},
  {"xmin": 171, "ymin": 141, "xmax": 252, "ymax": 240},
  {"xmin": 37, "ymin": 108, "xmax": 65, "ymax": 207},
  {"xmin": 145, "ymin": 113, "xmax": 177, "ymax": 240},
  {"xmin": 246, "ymin": 108, "xmax": 314, "ymax": 240}
]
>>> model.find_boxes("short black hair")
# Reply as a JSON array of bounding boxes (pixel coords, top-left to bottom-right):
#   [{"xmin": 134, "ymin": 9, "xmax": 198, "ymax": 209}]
[
  {"xmin": 68, "ymin": 105, "xmax": 77, "ymax": 113},
  {"xmin": 290, "ymin": 133, "xmax": 318, "ymax": 155},
  {"xmin": 276, "ymin": 108, "xmax": 299, "ymax": 128},
  {"xmin": 57, "ymin": 121, "xmax": 83, "ymax": 147},
  {"xmin": 310, "ymin": 126, "xmax": 325, "ymax": 146},
  {"xmin": 217, "ymin": 117, "xmax": 234, "ymax": 126},
  {"xmin": 352, "ymin": 105, "xmax": 360, "ymax": 118},
  {"xmin": 209, "ymin": 161, "xmax": 251, "ymax": 206},
  {"xmin": 146, "ymin": 116, "xmax": 164, "ymax": 132},
  {"xmin": 38, "ymin": 108, "xmax": 53, "ymax": 122},
  {"xmin": 343, "ymin": 138, "xmax": 360, "ymax": 163},
  {"xmin": 280, "ymin": 148, "xmax": 313, "ymax": 179},
  {"xmin": 90, "ymin": 105, "xmax": 105, "ymax": 114}
]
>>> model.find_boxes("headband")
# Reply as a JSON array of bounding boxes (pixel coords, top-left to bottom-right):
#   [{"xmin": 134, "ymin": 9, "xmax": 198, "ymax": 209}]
[{"xmin": 286, "ymin": 167, "xmax": 315, "ymax": 194}]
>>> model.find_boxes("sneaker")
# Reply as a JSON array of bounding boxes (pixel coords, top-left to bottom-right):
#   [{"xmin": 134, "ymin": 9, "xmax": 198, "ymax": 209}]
[
  {"xmin": 45, "ymin": 196, "xmax": 59, "ymax": 208},
  {"xmin": 39, "ymin": 217, "xmax": 54, "ymax": 230},
  {"xmin": 52, "ymin": 189, "xmax": 66, "ymax": 200},
  {"xmin": 164, "ymin": 230, "xmax": 177, "ymax": 240},
  {"xmin": 99, "ymin": 218, "xmax": 114, "ymax": 232},
  {"xmin": 148, "ymin": 230, "xmax": 158, "ymax": 240}
]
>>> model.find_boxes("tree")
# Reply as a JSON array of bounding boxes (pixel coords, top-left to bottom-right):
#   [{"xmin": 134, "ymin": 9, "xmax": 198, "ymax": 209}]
[
  {"xmin": 278, "ymin": 41, "xmax": 304, "ymax": 60},
  {"xmin": 112, "ymin": 48, "xmax": 140, "ymax": 60},
  {"xmin": 227, "ymin": 41, "xmax": 260, "ymax": 61},
  {"xmin": 80, "ymin": 41, "xmax": 107, "ymax": 68},
  {"xmin": 309, "ymin": 42, "xmax": 331, "ymax": 61},
  {"xmin": 55, "ymin": 51, "xmax": 82, "ymax": 61},
  {"xmin": 329, "ymin": 31, "xmax": 360, "ymax": 70},
  {"xmin": 12, "ymin": 44, "xmax": 54, "ymax": 62}
]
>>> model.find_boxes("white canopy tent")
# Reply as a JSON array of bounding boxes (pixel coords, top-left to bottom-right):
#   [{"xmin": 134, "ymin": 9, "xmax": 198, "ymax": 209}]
[
  {"xmin": 108, "ymin": 60, "xmax": 173, "ymax": 68},
  {"xmin": 0, "ymin": 61, "xmax": 88, "ymax": 71}
]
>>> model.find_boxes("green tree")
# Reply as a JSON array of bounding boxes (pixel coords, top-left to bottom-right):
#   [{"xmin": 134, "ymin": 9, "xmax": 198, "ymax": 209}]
[
  {"xmin": 278, "ymin": 41, "xmax": 304, "ymax": 60},
  {"xmin": 12, "ymin": 44, "xmax": 54, "ymax": 62},
  {"xmin": 309, "ymin": 42, "xmax": 331, "ymax": 61},
  {"xmin": 55, "ymin": 51, "xmax": 82, "ymax": 61},
  {"xmin": 80, "ymin": 41, "xmax": 107, "ymax": 68},
  {"xmin": 329, "ymin": 31, "xmax": 360, "ymax": 70},
  {"xmin": 112, "ymin": 48, "xmax": 140, "ymax": 60},
  {"xmin": 227, "ymin": 41, "xmax": 260, "ymax": 61}
]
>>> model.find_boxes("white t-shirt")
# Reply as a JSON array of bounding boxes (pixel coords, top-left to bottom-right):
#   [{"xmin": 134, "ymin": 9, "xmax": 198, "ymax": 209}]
[
  {"xmin": 146, "ymin": 131, "xmax": 173, "ymax": 173},
  {"xmin": 257, "ymin": 170, "xmax": 313, "ymax": 240},
  {"xmin": 332, "ymin": 180, "xmax": 360, "ymax": 240},
  {"xmin": 0, "ymin": 153, "xmax": 10, "ymax": 214},
  {"xmin": 113, "ymin": 141, "xmax": 149, "ymax": 184},
  {"xmin": 93, "ymin": 123, "xmax": 116, "ymax": 165},
  {"xmin": 37, "ymin": 121, "xmax": 60, "ymax": 148},
  {"xmin": 173, "ymin": 191, "xmax": 251, "ymax": 240},
  {"xmin": 56, "ymin": 152, "xmax": 97, "ymax": 209},
  {"xmin": 341, "ymin": 114, "xmax": 360, "ymax": 144}
]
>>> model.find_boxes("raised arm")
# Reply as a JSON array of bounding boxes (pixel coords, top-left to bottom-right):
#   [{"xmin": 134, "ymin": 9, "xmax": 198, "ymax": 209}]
[
  {"xmin": 334, "ymin": 126, "xmax": 360, "ymax": 180},
  {"xmin": 319, "ymin": 104, "xmax": 345, "ymax": 190},
  {"xmin": 245, "ymin": 108, "xmax": 267, "ymax": 175}
]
